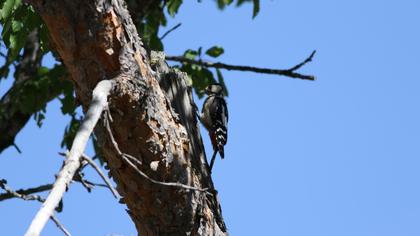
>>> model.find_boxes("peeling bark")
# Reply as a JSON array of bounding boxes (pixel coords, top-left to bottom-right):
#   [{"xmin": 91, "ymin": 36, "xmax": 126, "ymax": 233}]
[{"xmin": 27, "ymin": 0, "xmax": 226, "ymax": 235}]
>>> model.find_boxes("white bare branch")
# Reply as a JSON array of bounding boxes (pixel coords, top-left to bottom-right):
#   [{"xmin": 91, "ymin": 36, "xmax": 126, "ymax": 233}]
[{"xmin": 24, "ymin": 80, "xmax": 115, "ymax": 236}]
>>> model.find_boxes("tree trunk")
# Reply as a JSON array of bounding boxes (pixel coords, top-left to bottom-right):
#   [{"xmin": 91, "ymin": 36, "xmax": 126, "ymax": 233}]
[{"xmin": 27, "ymin": 0, "xmax": 227, "ymax": 235}]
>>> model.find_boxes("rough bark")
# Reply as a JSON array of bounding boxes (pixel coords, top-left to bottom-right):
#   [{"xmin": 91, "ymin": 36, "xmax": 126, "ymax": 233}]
[
  {"xmin": 27, "ymin": 0, "xmax": 226, "ymax": 235},
  {"xmin": 26, "ymin": 80, "xmax": 114, "ymax": 236}
]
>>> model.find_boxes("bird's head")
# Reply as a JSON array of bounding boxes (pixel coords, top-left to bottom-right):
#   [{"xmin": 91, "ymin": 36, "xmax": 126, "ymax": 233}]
[{"xmin": 205, "ymin": 83, "xmax": 224, "ymax": 96}]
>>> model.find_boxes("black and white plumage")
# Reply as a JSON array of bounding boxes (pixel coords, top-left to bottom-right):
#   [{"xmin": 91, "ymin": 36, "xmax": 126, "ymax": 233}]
[{"xmin": 200, "ymin": 84, "xmax": 228, "ymax": 171}]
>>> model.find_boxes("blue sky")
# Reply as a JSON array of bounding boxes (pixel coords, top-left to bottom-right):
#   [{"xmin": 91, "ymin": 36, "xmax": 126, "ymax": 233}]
[{"xmin": 1, "ymin": 0, "xmax": 420, "ymax": 235}]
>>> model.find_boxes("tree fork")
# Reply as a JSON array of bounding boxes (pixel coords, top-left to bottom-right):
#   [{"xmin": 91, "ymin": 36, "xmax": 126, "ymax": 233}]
[{"xmin": 27, "ymin": 0, "xmax": 227, "ymax": 235}]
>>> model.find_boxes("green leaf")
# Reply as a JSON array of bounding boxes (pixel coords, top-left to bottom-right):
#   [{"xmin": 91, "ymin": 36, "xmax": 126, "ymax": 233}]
[
  {"xmin": 167, "ymin": 0, "xmax": 182, "ymax": 17},
  {"xmin": 39, "ymin": 24, "xmax": 50, "ymax": 52},
  {"xmin": 205, "ymin": 46, "xmax": 224, "ymax": 58},
  {"xmin": 11, "ymin": 19, "xmax": 22, "ymax": 32},
  {"xmin": 1, "ymin": 4, "xmax": 45, "ymax": 61},
  {"xmin": 252, "ymin": 0, "xmax": 260, "ymax": 18},
  {"xmin": 216, "ymin": 68, "xmax": 229, "ymax": 96},
  {"xmin": 235, "ymin": 0, "xmax": 260, "ymax": 18},
  {"xmin": 236, "ymin": 0, "xmax": 244, "ymax": 6},
  {"xmin": 183, "ymin": 49, "xmax": 198, "ymax": 60},
  {"xmin": 37, "ymin": 66, "xmax": 49, "ymax": 75},
  {"xmin": 1, "ymin": 15, "xmax": 12, "ymax": 39},
  {"xmin": 59, "ymin": 92, "xmax": 76, "ymax": 115},
  {"xmin": 217, "ymin": 0, "xmax": 234, "ymax": 9},
  {"xmin": 14, "ymin": 65, "xmax": 68, "ymax": 115},
  {"xmin": 187, "ymin": 67, "xmax": 217, "ymax": 98},
  {"xmin": 61, "ymin": 116, "xmax": 81, "ymax": 149},
  {"xmin": 139, "ymin": 7, "xmax": 166, "ymax": 50},
  {"xmin": 197, "ymin": 46, "xmax": 202, "ymax": 57},
  {"xmin": 149, "ymin": 33, "xmax": 163, "ymax": 51},
  {"xmin": 1, "ymin": 0, "xmax": 20, "ymax": 21},
  {"xmin": 8, "ymin": 32, "xmax": 26, "ymax": 59}
]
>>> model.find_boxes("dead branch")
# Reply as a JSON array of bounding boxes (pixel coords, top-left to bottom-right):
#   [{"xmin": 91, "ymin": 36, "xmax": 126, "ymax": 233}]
[
  {"xmin": 0, "ymin": 179, "xmax": 45, "ymax": 203},
  {"xmin": 0, "ymin": 180, "xmax": 71, "ymax": 236},
  {"xmin": 166, "ymin": 50, "xmax": 316, "ymax": 80},
  {"xmin": 81, "ymin": 153, "xmax": 120, "ymax": 199},
  {"xmin": 160, "ymin": 23, "xmax": 182, "ymax": 40},
  {"xmin": 50, "ymin": 216, "xmax": 72, "ymax": 236},
  {"xmin": 0, "ymin": 183, "xmax": 52, "ymax": 201},
  {"xmin": 104, "ymin": 112, "xmax": 210, "ymax": 193},
  {"xmin": 24, "ymin": 80, "xmax": 115, "ymax": 236}
]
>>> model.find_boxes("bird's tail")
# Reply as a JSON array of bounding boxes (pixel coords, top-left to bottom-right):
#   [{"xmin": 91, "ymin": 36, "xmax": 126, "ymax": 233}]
[
  {"xmin": 215, "ymin": 126, "xmax": 227, "ymax": 159},
  {"xmin": 218, "ymin": 144, "xmax": 224, "ymax": 159}
]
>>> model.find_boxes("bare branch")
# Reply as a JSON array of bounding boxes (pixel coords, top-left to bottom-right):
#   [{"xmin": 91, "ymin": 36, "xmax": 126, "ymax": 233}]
[
  {"xmin": 160, "ymin": 23, "xmax": 182, "ymax": 40},
  {"xmin": 12, "ymin": 143, "xmax": 22, "ymax": 153},
  {"xmin": 25, "ymin": 80, "xmax": 115, "ymax": 236},
  {"xmin": 103, "ymin": 112, "xmax": 143, "ymax": 166},
  {"xmin": 0, "ymin": 184, "xmax": 52, "ymax": 201},
  {"xmin": 80, "ymin": 181, "xmax": 108, "ymax": 189},
  {"xmin": 0, "ymin": 180, "xmax": 71, "ymax": 236},
  {"xmin": 104, "ymin": 112, "xmax": 210, "ymax": 193},
  {"xmin": 73, "ymin": 171, "xmax": 94, "ymax": 192},
  {"xmin": 287, "ymin": 50, "xmax": 316, "ymax": 71},
  {"xmin": 209, "ymin": 150, "xmax": 217, "ymax": 173},
  {"xmin": 0, "ymin": 181, "xmax": 112, "ymax": 202},
  {"xmin": 59, "ymin": 151, "xmax": 119, "ymax": 197},
  {"xmin": 81, "ymin": 153, "xmax": 120, "ymax": 199},
  {"xmin": 166, "ymin": 50, "xmax": 317, "ymax": 81},
  {"xmin": 0, "ymin": 179, "xmax": 45, "ymax": 203},
  {"xmin": 50, "ymin": 215, "xmax": 72, "ymax": 236}
]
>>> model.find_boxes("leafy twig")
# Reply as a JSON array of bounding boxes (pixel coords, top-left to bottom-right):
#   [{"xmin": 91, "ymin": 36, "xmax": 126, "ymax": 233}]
[{"xmin": 166, "ymin": 50, "xmax": 317, "ymax": 81}]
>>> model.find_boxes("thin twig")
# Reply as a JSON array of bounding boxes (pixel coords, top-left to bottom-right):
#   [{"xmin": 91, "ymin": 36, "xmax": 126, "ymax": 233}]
[
  {"xmin": 160, "ymin": 23, "xmax": 182, "ymax": 40},
  {"xmin": 82, "ymin": 181, "xmax": 108, "ymax": 188},
  {"xmin": 0, "ymin": 183, "xmax": 52, "ymax": 201},
  {"xmin": 81, "ymin": 153, "xmax": 120, "ymax": 199},
  {"xmin": 59, "ymin": 152, "xmax": 108, "ymax": 193},
  {"xmin": 59, "ymin": 151, "xmax": 95, "ymax": 193},
  {"xmin": 166, "ymin": 50, "xmax": 316, "ymax": 81},
  {"xmin": 103, "ymin": 111, "xmax": 210, "ymax": 193},
  {"xmin": 0, "ymin": 180, "xmax": 71, "ymax": 236},
  {"xmin": 0, "ymin": 179, "xmax": 45, "ymax": 203},
  {"xmin": 104, "ymin": 114, "xmax": 142, "ymax": 166},
  {"xmin": 50, "ymin": 215, "xmax": 72, "ymax": 236},
  {"xmin": 209, "ymin": 150, "xmax": 217, "ymax": 173},
  {"xmin": 73, "ymin": 172, "xmax": 94, "ymax": 192},
  {"xmin": 0, "ymin": 50, "xmax": 7, "ymax": 58},
  {"xmin": 287, "ymin": 50, "xmax": 316, "ymax": 71},
  {"xmin": 0, "ymin": 181, "xmax": 112, "ymax": 202},
  {"xmin": 25, "ymin": 80, "xmax": 115, "ymax": 236},
  {"xmin": 12, "ymin": 143, "xmax": 22, "ymax": 153}
]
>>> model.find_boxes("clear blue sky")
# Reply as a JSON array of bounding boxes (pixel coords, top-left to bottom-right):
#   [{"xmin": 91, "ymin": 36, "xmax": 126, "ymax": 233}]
[{"xmin": 1, "ymin": 0, "xmax": 420, "ymax": 235}]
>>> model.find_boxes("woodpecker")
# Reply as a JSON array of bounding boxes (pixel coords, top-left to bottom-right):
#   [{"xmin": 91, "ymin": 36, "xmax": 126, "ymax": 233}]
[{"xmin": 200, "ymin": 83, "xmax": 228, "ymax": 171}]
